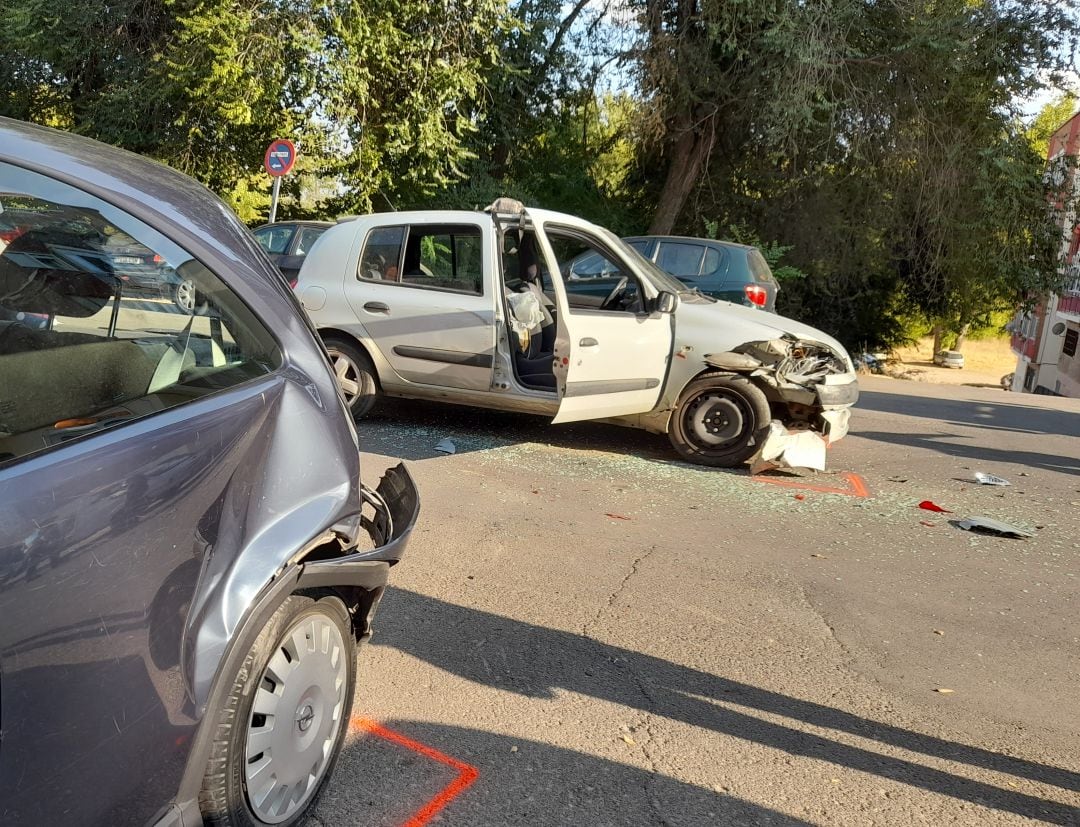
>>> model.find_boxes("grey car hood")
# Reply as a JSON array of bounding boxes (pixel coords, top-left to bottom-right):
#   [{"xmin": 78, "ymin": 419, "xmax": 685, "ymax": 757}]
[{"xmin": 676, "ymin": 297, "xmax": 854, "ymax": 369}]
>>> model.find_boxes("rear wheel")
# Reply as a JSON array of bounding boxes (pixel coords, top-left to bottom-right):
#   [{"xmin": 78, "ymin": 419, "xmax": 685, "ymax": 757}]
[
  {"xmin": 668, "ymin": 373, "xmax": 771, "ymax": 467},
  {"xmin": 323, "ymin": 337, "xmax": 378, "ymax": 418},
  {"xmin": 199, "ymin": 595, "xmax": 356, "ymax": 826}
]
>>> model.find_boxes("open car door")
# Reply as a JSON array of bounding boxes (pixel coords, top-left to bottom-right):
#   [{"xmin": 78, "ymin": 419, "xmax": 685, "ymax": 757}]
[{"xmin": 530, "ymin": 211, "xmax": 674, "ymax": 423}]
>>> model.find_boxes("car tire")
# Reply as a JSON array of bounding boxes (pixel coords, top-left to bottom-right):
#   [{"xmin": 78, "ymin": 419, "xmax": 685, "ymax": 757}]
[
  {"xmin": 323, "ymin": 337, "xmax": 378, "ymax": 418},
  {"xmin": 174, "ymin": 278, "xmax": 198, "ymax": 313},
  {"xmin": 668, "ymin": 372, "xmax": 772, "ymax": 467},
  {"xmin": 199, "ymin": 595, "xmax": 356, "ymax": 827}
]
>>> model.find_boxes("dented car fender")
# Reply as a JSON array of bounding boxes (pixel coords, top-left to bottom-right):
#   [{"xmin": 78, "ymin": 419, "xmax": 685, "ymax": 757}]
[{"xmin": 636, "ymin": 299, "xmax": 858, "ymax": 436}]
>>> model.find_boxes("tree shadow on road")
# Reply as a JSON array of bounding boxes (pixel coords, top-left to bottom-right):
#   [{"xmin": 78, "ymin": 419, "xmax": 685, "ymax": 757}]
[
  {"xmin": 371, "ymin": 588, "xmax": 1080, "ymax": 824},
  {"xmin": 857, "ymin": 430, "xmax": 1080, "ymax": 476},
  {"xmin": 858, "ymin": 389, "xmax": 1080, "ymax": 438},
  {"xmin": 316, "ymin": 720, "xmax": 812, "ymax": 826}
]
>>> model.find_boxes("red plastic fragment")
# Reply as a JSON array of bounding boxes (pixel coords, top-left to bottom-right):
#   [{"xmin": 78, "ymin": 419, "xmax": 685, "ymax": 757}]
[{"xmin": 918, "ymin": 500, "xmax": 953, "ymax": 513}]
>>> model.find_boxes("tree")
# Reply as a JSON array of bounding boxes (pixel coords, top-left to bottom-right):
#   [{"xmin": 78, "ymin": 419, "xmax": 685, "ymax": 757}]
[
  {"xmin": 1027, "ymin": 93, "xmax": 1078, "ymax": 159},
  {"xmin": 317, "ymin": 0, "xmax": 510, "ymax": 213},
  {"xmin": 0, "ymin": 0, "xmax": 512, "ymax": 218}
]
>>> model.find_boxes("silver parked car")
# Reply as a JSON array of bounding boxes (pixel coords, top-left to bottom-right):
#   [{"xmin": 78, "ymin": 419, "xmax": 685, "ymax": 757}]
[
  {"xmin": 295, "ymin": 199, "xmax": 859, "ymax": 468},
  {"xmin": 0, "ymin": 117, "xmax": 419, "ymax": 826}
]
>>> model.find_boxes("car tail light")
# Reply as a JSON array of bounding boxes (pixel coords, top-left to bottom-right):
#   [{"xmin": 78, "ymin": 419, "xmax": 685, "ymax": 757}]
[
  {"xmin": 744, "ymin": 284, "xmax": 768, "ymax": 307},
  {"xmin": 289, "ymin": 276, "xmax": 298, "ymax": 289}
]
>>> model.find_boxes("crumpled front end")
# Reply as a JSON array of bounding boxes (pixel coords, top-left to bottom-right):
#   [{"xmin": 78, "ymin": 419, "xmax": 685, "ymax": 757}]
[{"xmin": 705, "ymin": 336, "xmax": 859, "ymax": 469}]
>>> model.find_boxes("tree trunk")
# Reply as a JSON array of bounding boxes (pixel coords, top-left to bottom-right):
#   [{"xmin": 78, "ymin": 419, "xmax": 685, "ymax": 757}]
[
  {"xmin": 953, "ymin": 322, "xmax": 970, "ymax": 352},
  {"xmin": 647, "ymin": 111, "xmax": 716, "ymax": 235},
  {"xmin": 931, "ymin": 323, "xmax": 944, "ymax": 356}
]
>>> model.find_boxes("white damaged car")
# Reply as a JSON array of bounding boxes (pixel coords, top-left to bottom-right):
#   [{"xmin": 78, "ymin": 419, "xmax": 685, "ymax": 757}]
[{"xmin": 296, "ymin": 199, "xmax": 858, "ymax": 467}]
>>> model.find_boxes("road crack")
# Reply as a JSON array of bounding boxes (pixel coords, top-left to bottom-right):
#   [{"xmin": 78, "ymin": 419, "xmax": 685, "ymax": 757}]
[
  {"xmin": 582, "ymin": 543, "xmax": 658, "ymax": 639},
  {"xmin": 579, "ymin": 544, "xmax": 673, "ymax": 824}
]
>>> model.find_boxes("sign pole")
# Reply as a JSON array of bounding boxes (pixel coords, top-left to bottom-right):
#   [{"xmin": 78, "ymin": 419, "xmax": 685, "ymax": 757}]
[
  {"xmin": 269, "ymin": 176, "xmax": 282, "ymax": 224},
  {"xmin": 263, "ymin": 138, "xmax": 297, "ymax": 224}
]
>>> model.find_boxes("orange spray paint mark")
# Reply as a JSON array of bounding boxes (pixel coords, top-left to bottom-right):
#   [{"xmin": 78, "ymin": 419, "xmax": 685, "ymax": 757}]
[
  {"xmin": 751, "ymin": 471, "xmax": 870, "ymax": 499},
  {"xmin": 350, "ymin": 717, "xmax": 480, "ymax": 827}
]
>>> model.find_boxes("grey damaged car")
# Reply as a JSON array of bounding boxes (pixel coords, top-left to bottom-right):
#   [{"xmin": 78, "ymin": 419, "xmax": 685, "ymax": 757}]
[{"xmin": 0, "ymin": 117, "xmax": 418, "ymax": 826}]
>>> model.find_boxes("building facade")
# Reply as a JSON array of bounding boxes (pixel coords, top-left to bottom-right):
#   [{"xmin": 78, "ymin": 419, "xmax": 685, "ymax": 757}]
[{"xmin": 1010, "ymin": 111, "xmax": 1080, "ymax": 396}]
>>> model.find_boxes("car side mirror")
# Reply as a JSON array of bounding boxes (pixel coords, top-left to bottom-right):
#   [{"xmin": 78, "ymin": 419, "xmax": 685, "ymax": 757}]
[{"xmin": 655, "ymin": 291, "xmax": 678, "ymax": 314}]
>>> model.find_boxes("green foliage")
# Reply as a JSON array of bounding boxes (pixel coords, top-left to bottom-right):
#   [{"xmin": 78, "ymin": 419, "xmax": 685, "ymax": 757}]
[
  {"xmin": 319, "ymin": 0, "xmax": 510, "ymax": 213},
  {"xmin": 703, "ymin": 221, "xmax": 806, "ymax": 282},
  {"xmin": 0, "ymin": 0, "xmax": 511, "ymax": 218},
  {"xmin": 1026, "ymin": 93, "xmax": 1078, "ymax": 159}
]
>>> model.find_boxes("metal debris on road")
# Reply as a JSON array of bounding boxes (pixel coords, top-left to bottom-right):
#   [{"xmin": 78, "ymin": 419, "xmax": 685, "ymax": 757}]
[
  {"xmin": 605, "ymin": 513, "xmax": 632, "ymax": 521},
  {"xmin": 956, "ymin": 516, "xmax": 1035, "ymax": 539},
  {"xmin": 973, "ymin": 472, "xmax": 1011, "ymax": 486},
  {"xmin": 434, "ymin": 438, "xmax": 457, "ymax": 454},
  {"xmin": 934, "ymin": 688, "xmax": 955, "ymax": 694}
]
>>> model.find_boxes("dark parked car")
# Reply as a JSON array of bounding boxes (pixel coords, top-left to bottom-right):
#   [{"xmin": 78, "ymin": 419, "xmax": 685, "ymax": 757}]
[
  {"xmin": 252, "ymin": 221, "xmax": 333, "ymax": 286},
  {"xmin": 0, "ymin": 117, "xmax": 418, "ymax": 827},
  {"xmin": 620, "ymin": 236, "xmax": 779, "ymax": 311}
]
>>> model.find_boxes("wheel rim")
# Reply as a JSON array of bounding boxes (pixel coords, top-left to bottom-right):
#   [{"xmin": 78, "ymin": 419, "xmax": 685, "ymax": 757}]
[
  {"xmin": 176, "ymin": 279, "xmax": 196, "ymax": 312},
  {"xmin": 244, "ymin": 611, "xmax": 349, "ymax": 824},
  {"xmin": 682, "ymin": 389, "xmax": 756, "ymax": 452},
  {"xmin": 326, "ymin": 348, "xmax": 363, "ymax": 404}
]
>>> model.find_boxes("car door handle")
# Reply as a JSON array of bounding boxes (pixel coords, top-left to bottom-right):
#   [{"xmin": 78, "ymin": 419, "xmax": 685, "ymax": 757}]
[
  {"xmin": 363, "ymin": 301, "xmax": 390, "ymax": 314},
  {"xmin": 579, "ymin": 337, "xmax": 599, "ymax": 347}
]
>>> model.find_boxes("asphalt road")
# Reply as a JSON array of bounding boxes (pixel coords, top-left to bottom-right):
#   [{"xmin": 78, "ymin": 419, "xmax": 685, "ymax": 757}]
[{"xmin": 308, "ymin": 375, "xmax": 1080, "ymax": 826}]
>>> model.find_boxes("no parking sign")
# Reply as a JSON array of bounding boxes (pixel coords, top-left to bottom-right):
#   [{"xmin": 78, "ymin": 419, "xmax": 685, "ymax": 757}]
[
  {"xmin": 264, "ymin": 139, "xmax": 296, "ymax": 177},
  {"xmin": 264, "ymin": 139, "xmax": 296, "ymax": 222}
]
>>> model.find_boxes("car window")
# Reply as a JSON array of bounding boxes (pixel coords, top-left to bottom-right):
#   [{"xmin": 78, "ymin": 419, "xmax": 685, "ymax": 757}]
[
  {"xmin": 566, "ymin": 250, "xmax": 620, "ymax": 280},
  {"xmin": 411, "ymin": 227, "xmax": 483, "ymax": 294},
  {"xmin": 746, "ymin": 249, "xmax": 777, "ymax": 284},
  {"xmin": 656, "ymin": 241, "xmax": 705, "ymax": 276},
  {"xmin": 358, "ymin": 224, "xmax": 483, "ymax": 295},
  {"xmin": 253, "ymin": 224, "xmax": 296, "ymax": 255},
  {"xmin": 702, "ymin": 246, "xmax": 727, "ymax": 276},
  {"xmin": 293, "ymin": 226, "xmax": 328, "ymax": 256},
  {"xmin": 357, "ymin": 225, "xmax": 406, "ymax": 281},
  {"xmin": 625, "ymin": 239, "xmax": 651, "ymax": 255},
  {"xmin": 0, "ymin": 163, "xmax": 281, "ymax": 463},
  {"xmin": 543, "ymin": 228, "xmax": 644, "ymax": 314}
]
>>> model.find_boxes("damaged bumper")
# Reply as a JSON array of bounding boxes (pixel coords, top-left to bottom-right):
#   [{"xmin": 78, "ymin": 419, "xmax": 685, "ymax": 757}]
[
  {"xmin": 815, "ymin": 373, "xmax": 860, "ymax": 408},
  {"xmin": 297, "ymin": 462, "xmax": 420, "ymax": 593},
  {"xmin": 705, "ymin": 339, "xmax": 860, "ymax": 471}
]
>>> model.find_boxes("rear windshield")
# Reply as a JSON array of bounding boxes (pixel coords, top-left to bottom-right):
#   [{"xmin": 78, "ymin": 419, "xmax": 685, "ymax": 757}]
[{"xmin": 746, "ymin": 249, "xmax": 777, "ymax": 284}]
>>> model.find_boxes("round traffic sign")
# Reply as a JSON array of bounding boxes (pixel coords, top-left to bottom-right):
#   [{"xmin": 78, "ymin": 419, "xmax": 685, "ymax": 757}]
[{"xmin": 264, "ymin": 139, "xmax": 296, "ymax": 177}]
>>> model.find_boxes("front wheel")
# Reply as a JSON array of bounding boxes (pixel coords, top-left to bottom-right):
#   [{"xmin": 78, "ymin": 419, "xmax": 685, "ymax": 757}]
[
  {"xmin": 668, "ymin": 373, "xmax": 772, "ymax": 467},
  {"xmin": 323, "ymin": 337, "xmax": 378, "ymax": 418},
  {"xmin": 199, "ymin": 595, "xmax": 356, "ymax": 826},
  {"xmin": 174, "ymin": 278, "xmax": 197, "ymax": 313}
]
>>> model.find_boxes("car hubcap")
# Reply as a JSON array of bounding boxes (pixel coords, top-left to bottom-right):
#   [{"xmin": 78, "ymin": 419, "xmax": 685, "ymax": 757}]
[
  {"xmin": 176, "ymin": 279, "xmax": 196, "ymax": 312},
  {"xmin": 327, "ymin": 349, "xmax": 362, "ymax": 403},
  {"xmin": 244, "ymin": 612, "xmax": 348, "ymax": 824},
  {"xmin": 685, "ymin": 392, "xmax": 751, "ymax": 450}
]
